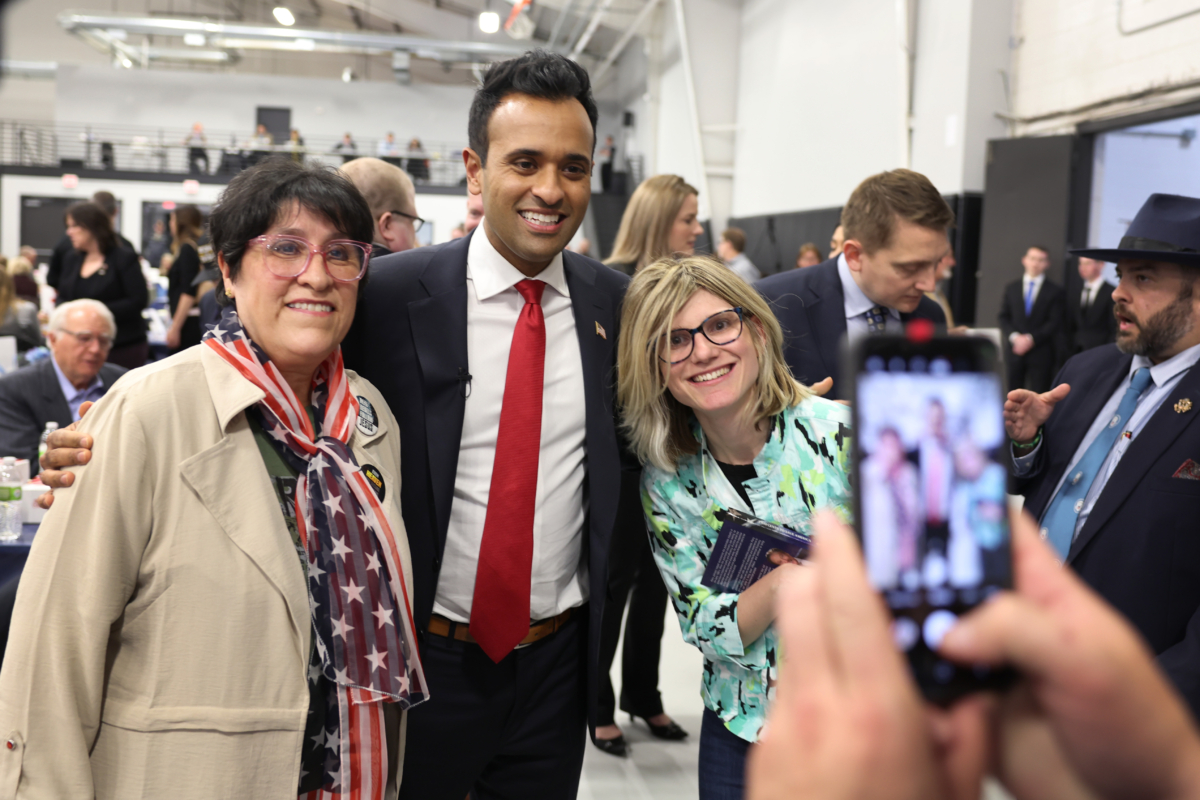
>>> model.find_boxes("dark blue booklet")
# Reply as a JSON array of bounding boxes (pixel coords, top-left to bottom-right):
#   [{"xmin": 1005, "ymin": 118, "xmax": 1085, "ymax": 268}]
[{"xmin": 700, "ymin": 508, "xmax": 812, "ymax": 593}]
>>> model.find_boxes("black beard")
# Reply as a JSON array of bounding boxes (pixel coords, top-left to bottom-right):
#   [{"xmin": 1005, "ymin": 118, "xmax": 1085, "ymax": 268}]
[{"xmin": 1116, "ymin": 291, "xmax": 1195, "ymax": 360}]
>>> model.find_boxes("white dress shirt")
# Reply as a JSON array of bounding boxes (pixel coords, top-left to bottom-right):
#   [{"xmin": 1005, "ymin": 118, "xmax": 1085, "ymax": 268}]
[
  {"xmin": 1081, "ymin": 277, "xmax": 1105, "ymax": 309},
  {"xmin": 1013, "ymin": 341, "xmax": 1200, "ymax": 545},
  {"xmin": 1010, "ymin": 273, "xmax": 1045, "ymax": 345},
  {"xmin": 433, "ymin": 230, "xmax": 589, "ymax": 623},
  {"xmin": 839, "ymin": 253, "xmax": 900, "ymax": 338}
]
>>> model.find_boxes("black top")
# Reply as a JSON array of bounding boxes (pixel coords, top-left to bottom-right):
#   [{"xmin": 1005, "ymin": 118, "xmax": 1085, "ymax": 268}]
[
  {"xmin": 167, "ymin": 243, "xmax": 201, "ymax": 316},
  {"xmin": 48, "ymin": 232, "xmax": 138, "ymax": 289},
  {"xmin": 56, "ymin": 246, "xmax": 148, "ymax": 348},
  {"xmin": 716, "ymin": 459, "xmax": 757, "ymax": 508}
]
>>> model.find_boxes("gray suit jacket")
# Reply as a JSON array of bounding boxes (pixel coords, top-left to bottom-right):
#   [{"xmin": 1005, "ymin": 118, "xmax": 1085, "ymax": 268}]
[{"xmin": 0, "ymin": 358, "xmax": 127, "ymax": 464}]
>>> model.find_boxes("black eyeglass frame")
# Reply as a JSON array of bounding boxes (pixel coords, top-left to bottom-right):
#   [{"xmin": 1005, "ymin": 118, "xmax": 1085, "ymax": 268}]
[
  {"xmin": 390, "ymin": 209, "xmax": 426, "ymax": 233},
  {"xmin": 657, "ymin": 307, "xmax": 746, "ymax": 364}
]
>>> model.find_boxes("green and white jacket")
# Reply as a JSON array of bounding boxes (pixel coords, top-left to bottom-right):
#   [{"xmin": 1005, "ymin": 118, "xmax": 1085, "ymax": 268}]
[{"xmin": 641, "ymin": 396, "xmax": 853, "ymax": 742}]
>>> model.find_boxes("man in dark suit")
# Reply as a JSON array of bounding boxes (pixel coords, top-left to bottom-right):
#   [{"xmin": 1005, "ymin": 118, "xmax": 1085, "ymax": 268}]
[
  {"xmin": 1004, "ymin": 193, "xmax": 1200, "ymax": 717},
  {"xmin": 338, "ymin": 157, "xmax": 421, "ymax": 257},
  {"xmin": 341, "ymin": 51, "xmax": 641, "ymax": 799},
  {"xmin": 1070, "ymin": 256, "xmax": 1118, "ymax": 353},
  {"xmin": 998, "ymin": 245, "xmax": 1066, "ymax": 393},
  {"xmin": 756, "ymin": 168, "xmax": 951, "ymax": 400},
  {"xmin": 0, "ymin": 299, "xmax": 125, "ymax": 464}
]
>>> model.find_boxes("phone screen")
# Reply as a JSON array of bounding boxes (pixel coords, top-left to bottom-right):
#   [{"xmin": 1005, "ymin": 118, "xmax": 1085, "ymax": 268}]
[{"xmin": 851, "ymin": 336, "xmax": 1014, "ymax": 702}]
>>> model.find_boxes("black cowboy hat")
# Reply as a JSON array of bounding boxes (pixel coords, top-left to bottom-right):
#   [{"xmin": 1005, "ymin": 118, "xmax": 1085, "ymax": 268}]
[{"xmin": 1071, "ymin": 193, "xmax": 1200, "ymax": 267}]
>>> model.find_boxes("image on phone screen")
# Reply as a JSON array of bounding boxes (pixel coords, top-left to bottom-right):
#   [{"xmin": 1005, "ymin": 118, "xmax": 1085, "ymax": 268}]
[{"xmin": 854, "ymin": 344, "xmax": 1014, "ymax": 701}]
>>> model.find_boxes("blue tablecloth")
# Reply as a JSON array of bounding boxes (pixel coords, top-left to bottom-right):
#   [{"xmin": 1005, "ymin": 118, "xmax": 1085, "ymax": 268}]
[{"xmin": 0, "ymin": 524, "xmax": 37, "ymax": 587}]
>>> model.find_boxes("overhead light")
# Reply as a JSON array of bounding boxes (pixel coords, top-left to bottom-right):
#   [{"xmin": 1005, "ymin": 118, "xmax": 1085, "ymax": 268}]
[
  {"xmin": 183, "ymin": 33, "xmax": 206, "ymax": 46},
  {"xmin": 294, "ymin": 38, "xmax": 315, "ymax": 50},
  {"xmin": 272, "ymin": 6, "xmax": 295, "ymax": 26},
  {"xmin": 478, "ymin": 11, "xmax": 500, "ymax": 33},
  {"xmin": 341, "ymin": 66, "xmax": 354, "ymax": 82}
]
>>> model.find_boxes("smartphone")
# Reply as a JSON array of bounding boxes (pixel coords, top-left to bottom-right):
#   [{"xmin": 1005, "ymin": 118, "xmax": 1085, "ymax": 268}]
[{"xmin": 846, "ymin": 332, "xmax": 1016, "ymax": 704}]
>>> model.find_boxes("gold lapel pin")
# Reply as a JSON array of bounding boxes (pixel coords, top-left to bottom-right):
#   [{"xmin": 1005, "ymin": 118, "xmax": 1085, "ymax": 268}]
[
  {"xmin": 1176, "ymin": 398, "xmax": 1193, "ymax": 414},
  {"xmin": 595, "ymin": 321, "xmax": 607, "ymax": 340}
]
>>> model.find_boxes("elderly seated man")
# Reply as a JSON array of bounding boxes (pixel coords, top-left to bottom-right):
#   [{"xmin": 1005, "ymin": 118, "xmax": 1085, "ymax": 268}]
[{"xmin": 0, "ymin": 299, "xmax": 126, "ymax": 465}]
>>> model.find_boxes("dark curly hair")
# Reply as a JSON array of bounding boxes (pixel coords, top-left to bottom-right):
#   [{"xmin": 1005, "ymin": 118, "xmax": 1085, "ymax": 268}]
[
  {"xmin": 467, "ymin": 49, "xmax": 598, "ymax": 165},
  {"xmin": 207, "ymin": 158, "xmax": 374, "ymax": 305}
]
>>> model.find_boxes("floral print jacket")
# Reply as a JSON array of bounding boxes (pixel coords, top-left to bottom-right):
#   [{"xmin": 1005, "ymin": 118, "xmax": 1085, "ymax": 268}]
[{"xmin": 641, "ymin": 397, "xmax": 853, "ymax": 742}]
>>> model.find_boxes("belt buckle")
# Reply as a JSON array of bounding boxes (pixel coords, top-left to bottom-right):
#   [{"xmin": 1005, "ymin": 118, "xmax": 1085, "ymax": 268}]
[{"xmin": 512, "ymin": 639, "xmax": 536, "ymax": 650}]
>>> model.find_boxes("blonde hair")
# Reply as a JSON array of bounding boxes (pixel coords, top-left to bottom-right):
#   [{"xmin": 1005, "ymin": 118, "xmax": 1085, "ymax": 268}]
[
  {"xmin": 617, "ymin": 255, "xmax": 809, "ymax": 472},
  {"xmin": 0, "ymin": 270, "xmax": 13, "ymax": 321},
  {"xmin": 8, "ymin": 256, "xmax": 33, "ymax": 276},
  {"xmin": 605, "ymin": 174, "xmax": 698, "ymax": 270}
]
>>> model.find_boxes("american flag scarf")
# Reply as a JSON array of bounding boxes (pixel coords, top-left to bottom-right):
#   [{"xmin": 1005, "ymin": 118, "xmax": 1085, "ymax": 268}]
[{"xmin": 203, "ymin": 308, "xmax": 427, "ymax": 798}]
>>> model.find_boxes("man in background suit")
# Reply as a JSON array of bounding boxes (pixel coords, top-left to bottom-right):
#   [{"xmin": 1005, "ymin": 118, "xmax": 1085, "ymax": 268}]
[
  {"xmin": 998, "ymin": 245, "xmax": 1066, "ymax": 393},
  {"xmin": 1071, "ymin": 255, "xmax": 1118, "ymax": 353},
  {"xmin": 1004, "ymin": 193, "xmax": 1200, "ymax": 717},
  {"xmin": 342, "ymin": 51, "xmax": 641, "ymax": 799},
  {"xmin": 756, "ymin": 168, "xmax": 951, "ymax": 400},
  {"xmin": 339, "ymin": 157, "xmax": 421, "ymax": 257},
  {"xmin": 0, "ymin": 299, "xmax": 124, "ymax": 464}
]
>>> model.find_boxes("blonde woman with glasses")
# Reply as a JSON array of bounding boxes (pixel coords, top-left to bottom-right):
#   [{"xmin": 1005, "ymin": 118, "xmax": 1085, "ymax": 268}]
[{"xmin": 617, "ymin": 255, "xmax": 853, "ymax": 799}]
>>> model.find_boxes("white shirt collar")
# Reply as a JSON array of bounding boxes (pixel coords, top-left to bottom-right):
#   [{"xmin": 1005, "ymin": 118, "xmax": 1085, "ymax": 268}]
[
  {"xmin": 467, "ymin": 225, "xmax": 570, "ymax": 302},
  {"xmin": 838, "ymin": 252, "xmax": 899, "ymax": 320},
  {"xmin": 1133, "ymin": 340, "xmax": 1200, "ymax": 388},
  {"xmin": 1024, "ymin": 272, "xmax": 1045, "ymax": 288},
  {"xmin": 1084, "ymin": 277, "xmax": 1105, "ymax": 292}
]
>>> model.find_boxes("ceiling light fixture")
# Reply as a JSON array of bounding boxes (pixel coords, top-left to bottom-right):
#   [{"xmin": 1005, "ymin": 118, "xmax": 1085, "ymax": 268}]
[
  {"xmin": 183, "ymin": 32, "xmax": 206, "ymax": 46},
  {"xmin": 272, "ymin": 6, "xmax": 296, "ymax": 26},
  {"xmin": 478, "ymin": 11, "xmax": 500, "ymax": 33}
]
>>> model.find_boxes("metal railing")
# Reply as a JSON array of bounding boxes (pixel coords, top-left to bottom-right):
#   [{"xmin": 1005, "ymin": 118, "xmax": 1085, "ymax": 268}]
[{"xmin": 0, "ymin": 119, "xmax": 468, "ymax": 186}]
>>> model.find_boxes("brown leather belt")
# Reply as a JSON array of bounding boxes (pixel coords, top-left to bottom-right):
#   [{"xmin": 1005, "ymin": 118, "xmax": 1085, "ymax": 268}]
[{"xmin": 426, "ymin": 608, "xmax": 573, "ymax": 649}]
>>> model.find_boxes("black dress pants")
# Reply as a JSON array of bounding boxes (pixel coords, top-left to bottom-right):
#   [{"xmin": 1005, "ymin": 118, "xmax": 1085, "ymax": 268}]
[
  {"xmin": 399, "ymin": 610, "xmax": 588, "ymax": 800},
  {"xmin": 1005, "ymin": 347, "xmax": 1056, "ymax": 394},
  {"xmin": 595, "ymin": 518, "xmax": 668, "ymax": 729}
]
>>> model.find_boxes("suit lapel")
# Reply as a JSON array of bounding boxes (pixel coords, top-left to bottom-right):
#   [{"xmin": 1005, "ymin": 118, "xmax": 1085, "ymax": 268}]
[
  {"xmin": 804, "ymin": 261, "xmax": 845, "ymax": 391},
  {"xmin": 562, "ymin": 252, "xmax": 614, "ymax": 408},
  {"xmin": 1070, "ymin": 360, "xmax": 1200, "ymax": 561},
  {"xmin": 408, "ymin": 239, "xmax": 470, "ymax": 552},
  {"xmin": 39, "ymin": 360, "xmax": 72, "ymax": 425}
]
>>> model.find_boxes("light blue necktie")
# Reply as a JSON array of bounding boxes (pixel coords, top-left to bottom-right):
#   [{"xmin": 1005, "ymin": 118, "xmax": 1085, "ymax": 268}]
[
  {"xmin": 1024, "ymin": 280, "xmax": 1035, "ymax": 316},
  {"xmin": 1040, "ymin": 367, "xmax": 1153, "ymax": 559}
]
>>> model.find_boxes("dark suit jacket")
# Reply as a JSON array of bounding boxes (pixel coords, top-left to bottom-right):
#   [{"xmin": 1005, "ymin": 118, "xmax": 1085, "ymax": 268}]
[
  {"xmin": 0, "ymin": 358, "xmax": 127, "ymax": 464},
  {"xmin": 1015, "ymin": 344, "xmax": 1200, "ymax": 716},
  {"xmin": 998, "ymin": 277, "xmax": 1066, "ymax": 361},
  {"xmin": 341, "ymin": 232, "xmax": 639, "ymax": 728},
  {"xmin": 56, "ymin": 247, "xmax": 148, "ymax": 348},
  {"xmin": 1070, "ymin": 282, "xmax": 1117, "ymax": 354},
  {"xmin": 755, "ymin": 257, "xmax": 947, "ymax": 400}
]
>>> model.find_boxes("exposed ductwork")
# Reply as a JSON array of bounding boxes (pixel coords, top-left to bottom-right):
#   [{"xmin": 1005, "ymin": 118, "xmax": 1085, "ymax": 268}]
[{"xmin": 58, "ymin": 11, "xmax": 531, "ymax": 73}]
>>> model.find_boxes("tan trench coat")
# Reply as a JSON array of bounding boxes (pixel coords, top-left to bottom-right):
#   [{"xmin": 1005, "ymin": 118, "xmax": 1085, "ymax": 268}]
[{"xmin": 0, "ymin": 345, "xmax": 413, "ymax": 799}]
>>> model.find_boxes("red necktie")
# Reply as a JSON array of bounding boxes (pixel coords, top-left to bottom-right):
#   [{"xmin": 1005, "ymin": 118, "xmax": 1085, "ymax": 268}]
[{"xmin": 470, "ymin": 279, "xmax": 546, "ymax": 662}]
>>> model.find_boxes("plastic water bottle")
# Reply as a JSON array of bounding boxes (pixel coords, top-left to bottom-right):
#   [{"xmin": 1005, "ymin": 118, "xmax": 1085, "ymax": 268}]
[
  {"xmin": 0, "ymin": 457, "xmax": 22, "ymax": 542},
  {"xmin": 37, "ymin": 421, "xmax": 58, "ymax": 467}
]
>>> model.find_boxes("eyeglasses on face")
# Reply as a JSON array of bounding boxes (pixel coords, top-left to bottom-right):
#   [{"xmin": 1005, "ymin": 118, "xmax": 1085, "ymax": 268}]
[
  {"xmin": 248, "ymin": 235, "xmax": 372, "ymax": 282},
  {"xmin": 656, "ymin": 307, "xmax": 745, "ymax": 364},
  {"xmin": 61, "ymin": 329, "xmax": 114, "ymax": 350},
  {"xmin": 390, "ymin": 210, "xmax": 426, "ymax": 234}
]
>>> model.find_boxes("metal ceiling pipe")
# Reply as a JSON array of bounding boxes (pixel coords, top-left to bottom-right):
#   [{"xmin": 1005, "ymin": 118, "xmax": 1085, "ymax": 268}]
[
  {"xmin": 592, "ymin": 0, "xmax": 661, "ymax": 83},
  {"xmin": 58, "ymin": 12, "xmax": 531, "ymax": 61},
  {"xmin": 0, "ymin": 60, "xmax": 58, "ymax": 79},
  {"xmin": 570, "ymin": 0, "xmax": 615, "ymax": 59}
]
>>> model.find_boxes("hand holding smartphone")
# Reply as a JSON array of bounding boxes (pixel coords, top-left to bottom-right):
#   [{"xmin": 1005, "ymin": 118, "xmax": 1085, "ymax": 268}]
[{"xmin": 846, "ymin": 333, "xmax": 1016, "ymax": 704}]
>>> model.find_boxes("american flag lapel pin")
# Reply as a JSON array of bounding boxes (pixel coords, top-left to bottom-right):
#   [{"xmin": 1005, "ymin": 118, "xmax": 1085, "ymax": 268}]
[{"xmin": 595, "ymin": 321, "xmax": 607, "ymax": 340}]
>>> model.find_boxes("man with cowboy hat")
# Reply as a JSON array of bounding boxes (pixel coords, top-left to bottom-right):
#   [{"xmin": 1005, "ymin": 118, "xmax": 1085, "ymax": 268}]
[{"xmin": 1004, "ymin": 192, "xmax": 1200, "ymax": 717}]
